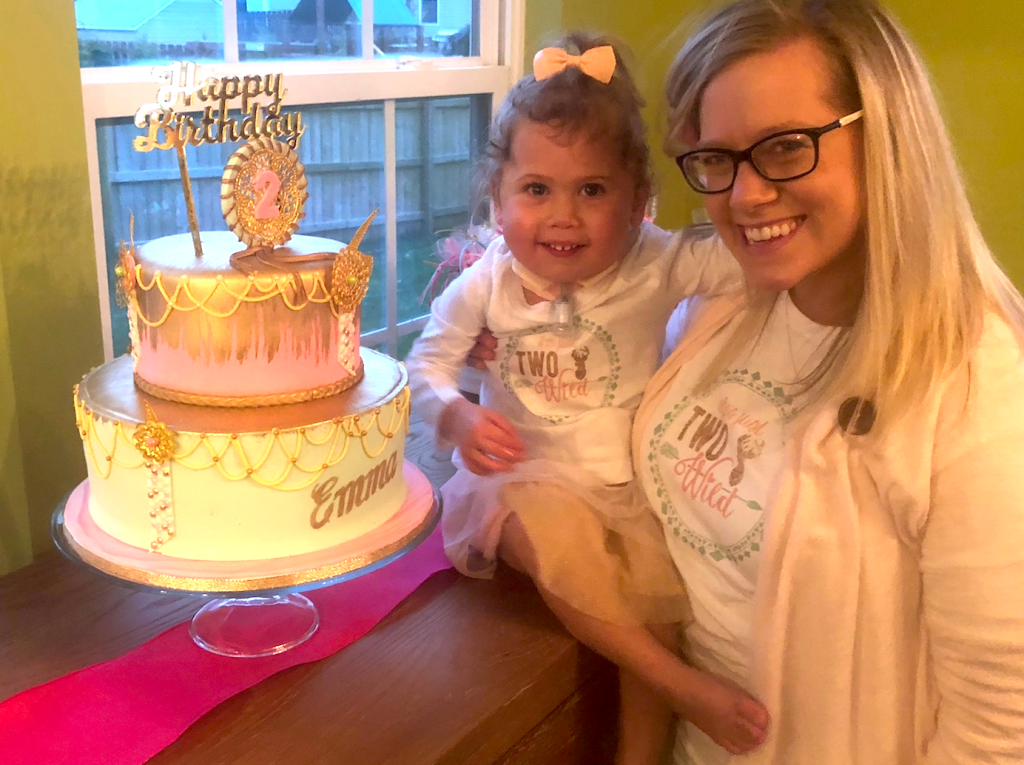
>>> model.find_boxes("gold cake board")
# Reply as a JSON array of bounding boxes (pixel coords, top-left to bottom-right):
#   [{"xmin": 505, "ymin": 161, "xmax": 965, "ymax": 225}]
[{"xmin": 53, "ymin": 462, "xmax": 439, "ymax": 595}]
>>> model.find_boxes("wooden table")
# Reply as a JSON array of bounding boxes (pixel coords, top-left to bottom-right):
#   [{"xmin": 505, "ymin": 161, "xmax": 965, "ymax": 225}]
[{"xmin": 0, "ymin": 548, "xmax": 618, "ymax": 764}]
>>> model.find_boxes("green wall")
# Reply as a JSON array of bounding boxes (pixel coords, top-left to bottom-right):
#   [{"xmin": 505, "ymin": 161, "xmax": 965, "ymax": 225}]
[
  {"xmin": 0, "ymin": 2, "xmax": 104, "ymax": 573},
  {"xmin": 0, "ymin": 255, "xmax": 32, "ymax": 572},
  {"xmin": 528, "ymin": 0, "xmax": 1024, "ymax": 285},
  {"xmin": 892, "ymin": 0, "xmax": 1024, "ymax": 285}
]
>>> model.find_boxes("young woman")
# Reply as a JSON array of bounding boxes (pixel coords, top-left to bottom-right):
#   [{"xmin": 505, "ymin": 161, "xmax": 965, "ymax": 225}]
[{"xmin": 634, "ymin": 0, "xmax": 1024, "ymax": 761}]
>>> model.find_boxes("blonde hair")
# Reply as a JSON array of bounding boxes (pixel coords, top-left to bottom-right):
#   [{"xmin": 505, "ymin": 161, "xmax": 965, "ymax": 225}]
[
  {"xmin": 477, "ymin": 31, "xmax": 651, "ymax": 204},
  {"xmin": 664, "ymin": 0, "xmax": 1024, "ymax": 433}
]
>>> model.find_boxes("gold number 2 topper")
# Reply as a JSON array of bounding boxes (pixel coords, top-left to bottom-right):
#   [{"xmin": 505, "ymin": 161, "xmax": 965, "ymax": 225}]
[{"xmin": 221, "ymin": 136, "xmax": 308, "ymax": 248}]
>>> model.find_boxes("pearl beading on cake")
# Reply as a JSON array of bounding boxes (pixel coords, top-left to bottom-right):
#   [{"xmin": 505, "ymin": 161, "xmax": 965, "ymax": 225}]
[
  {"xmin": 127, "ymin": 402, "xmax": 180, "ymax": 552},
  {"xmin": 337, "ymin": 313, "xmax": 359, "ymax": 375},
  {"xmin": 146, "ymin": 460, "xmax": 176, "ymax": 551},
  {"xmin": 128, "ymin": 303, "xmax": 142, "ymax": 364}
]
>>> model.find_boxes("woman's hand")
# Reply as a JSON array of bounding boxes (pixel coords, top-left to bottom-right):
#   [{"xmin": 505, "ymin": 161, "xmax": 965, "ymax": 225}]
[
  {"xmin": 466, "ymin": 329, "xmax": 498, "ymax": 371},
  {"xmin": 439, "ymin": 397, "xmax": 526, "ymax": 475}
]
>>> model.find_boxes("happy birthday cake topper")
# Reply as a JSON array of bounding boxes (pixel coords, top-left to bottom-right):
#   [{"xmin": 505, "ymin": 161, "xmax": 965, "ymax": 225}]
[
  {"xmin": 130, "ymin": 61, "xmax": 308, "ymax": 257},
  {"xmin": 133, "ymin": 61, "xmax": 305, "ymax": 152}
]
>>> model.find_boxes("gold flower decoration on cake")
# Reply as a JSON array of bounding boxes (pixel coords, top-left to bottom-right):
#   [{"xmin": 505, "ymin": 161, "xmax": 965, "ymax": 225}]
[
  {"xmin": 133, "ymin": 403, "xmax": 175, "ymax": 463},
  {"xmin": 331, "ymin": 210, "xmax": 378, "ymax": 313},
  {"xmin": 222, "ymin": 137, "xmax": 308, "ymax": 248}
]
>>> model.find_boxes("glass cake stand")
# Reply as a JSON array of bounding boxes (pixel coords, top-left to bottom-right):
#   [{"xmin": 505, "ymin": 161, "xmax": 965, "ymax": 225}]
[{"xmin": 51, "ymin": 469, "xmax": 440, "ymax": 659}]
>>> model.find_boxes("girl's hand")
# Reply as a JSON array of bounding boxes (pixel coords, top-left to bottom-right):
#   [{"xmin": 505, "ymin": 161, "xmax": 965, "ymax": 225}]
[
  {"xmin": 440, "ymin": 398, "xmax": 526, "ymax": 475},
  {"xmin": 467, "ymin": 328, "xmax": 498, "ymax": 371}
]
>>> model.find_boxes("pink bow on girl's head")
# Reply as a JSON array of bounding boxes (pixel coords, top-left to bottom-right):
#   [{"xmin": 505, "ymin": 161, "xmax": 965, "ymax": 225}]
[{"xmin": 532, "ymin": 46, "xmax": 617, "ymax": 84}]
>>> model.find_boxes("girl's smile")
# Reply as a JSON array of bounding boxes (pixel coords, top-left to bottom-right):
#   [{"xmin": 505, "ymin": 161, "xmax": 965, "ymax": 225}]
[{"xmin": 544, "ymin": 242, "xmax": 585, "ymax": 255}]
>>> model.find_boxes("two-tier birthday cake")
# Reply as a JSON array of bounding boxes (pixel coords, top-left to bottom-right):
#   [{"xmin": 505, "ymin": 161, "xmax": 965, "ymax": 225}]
[{"xmin": 62, "ymin": 66, "xmax": 432, "ymax": 588}]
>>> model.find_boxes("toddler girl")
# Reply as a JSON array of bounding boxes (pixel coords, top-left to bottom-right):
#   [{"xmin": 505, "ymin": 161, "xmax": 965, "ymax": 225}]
[{"xmin": 407, "ymin": 33, "xmax": 769, "ymax": 763}]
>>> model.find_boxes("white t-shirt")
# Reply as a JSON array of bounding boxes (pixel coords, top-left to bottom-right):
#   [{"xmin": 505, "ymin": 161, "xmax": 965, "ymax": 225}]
[
  {"xmin": 407, "ymin": 223, "xmax": 736, "ymax": 486},
  {"xmin": 646, "ymin": 293, "xmax": 840, "ymax": 765}
]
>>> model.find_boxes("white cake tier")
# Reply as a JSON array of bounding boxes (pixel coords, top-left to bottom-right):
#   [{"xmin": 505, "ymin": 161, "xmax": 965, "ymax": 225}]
[{"xmin": 74, "ymin": 349, "xmax": 409, "ymax": 561}]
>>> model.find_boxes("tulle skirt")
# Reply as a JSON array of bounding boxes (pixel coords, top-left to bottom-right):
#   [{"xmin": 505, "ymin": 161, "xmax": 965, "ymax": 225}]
[{"xmin": 441, "ymin": 461, "xmax": 691, "ymax": 626}]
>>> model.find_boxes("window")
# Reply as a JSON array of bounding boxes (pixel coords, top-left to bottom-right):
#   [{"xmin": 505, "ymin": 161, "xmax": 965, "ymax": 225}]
[
  {"xmin": 77, "ymin": 0, "xmax": 524, "ymax": 359},
  {"xmin": 421, "ymin": 2, "xmax": 440, "ymax": 26},
  {"xmin": 76, "ymin": 0, "xmax": 484, "ymax": 66}
]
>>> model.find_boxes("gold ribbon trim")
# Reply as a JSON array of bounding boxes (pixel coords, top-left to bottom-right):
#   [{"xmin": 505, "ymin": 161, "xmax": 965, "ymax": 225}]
[{"xmin": 133, "ymin": 367, "xmax": 365, "ymax": 408}]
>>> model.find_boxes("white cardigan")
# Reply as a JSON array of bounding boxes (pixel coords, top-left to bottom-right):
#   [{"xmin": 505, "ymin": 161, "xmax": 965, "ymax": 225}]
[{"xmin": 633, "ymin": 293, "xmax": 1024, "ymax": 764}]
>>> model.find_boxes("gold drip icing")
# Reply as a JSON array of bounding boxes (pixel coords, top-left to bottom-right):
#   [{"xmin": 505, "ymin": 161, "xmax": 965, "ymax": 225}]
[
  {"xmin": 75, "ymin": 388, "xmax": 408, "ymax": 490},
  {"xmin": 131, "ymin": 263, "xmax": 338, "ymax": 324},
  {"xmin": 134, "ymin": 269, "xmax": 338, "ymax": 365},
  {"xmin": 129, "ymin": 233, "xmax": 369, "ymax": 365}
]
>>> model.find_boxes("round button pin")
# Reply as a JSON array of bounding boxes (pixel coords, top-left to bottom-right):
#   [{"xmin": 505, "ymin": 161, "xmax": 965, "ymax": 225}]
[{"xmin": 838, "ymin": 397, "xmax": 876, "ymax": 435}]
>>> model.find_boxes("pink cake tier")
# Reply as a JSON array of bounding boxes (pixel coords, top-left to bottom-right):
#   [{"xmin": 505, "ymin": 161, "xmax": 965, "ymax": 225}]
[
  {"xmin": 59, "ymin": 463, "xmax": 437, "ymax": 592},
  {"xmin": 129, "ymin": 231, "xmax": 363, "ymax": 406},
  {"xmin": 74, "ymin": 349, "xmax": 410, "ymax": 562}
]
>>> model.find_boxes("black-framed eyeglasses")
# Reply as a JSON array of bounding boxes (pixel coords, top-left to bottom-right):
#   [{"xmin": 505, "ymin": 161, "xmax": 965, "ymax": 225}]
[{"xmin": 675, "ymin": 110, "xmax": 864, "ymax": 194}]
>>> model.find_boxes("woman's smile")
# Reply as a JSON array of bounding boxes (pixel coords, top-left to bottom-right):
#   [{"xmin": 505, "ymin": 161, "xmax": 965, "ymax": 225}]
[
  {"xmin": 741, "ymin": 216, "xmax": 803, "ymax": 244},
  {"xmin": 697, "ymin": 38, "xmax": 866, "ymax": 323}
]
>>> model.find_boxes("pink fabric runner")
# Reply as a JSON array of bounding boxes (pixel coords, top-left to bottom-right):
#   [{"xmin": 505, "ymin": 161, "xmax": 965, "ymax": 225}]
[{"xmin": 0, "ymin": 526, "xmax": 452, "ymax": 765}]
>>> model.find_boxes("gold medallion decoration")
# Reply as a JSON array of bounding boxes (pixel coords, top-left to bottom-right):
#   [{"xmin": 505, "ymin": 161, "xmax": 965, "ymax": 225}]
[
  {"xmin": 332, "ymin": 211, "xmax": 377, "ymax": 375},
  {"xmin": 116, "ymin": 216, "xmax": 143, "ymax": 362},
  {"xmin": 331, "ymin": 211, "xmax": 377, "ymax": 312},
  {"xmin": 222, "ymin": 137, "xmax": 308, "ymax": 248},
  {"xmin": 114, "ymin": 216, "xmax": 138, "ymax": 308},
  {"xmin": 133, "ymin": 404, "xmax": 175, "ymax": 463}
]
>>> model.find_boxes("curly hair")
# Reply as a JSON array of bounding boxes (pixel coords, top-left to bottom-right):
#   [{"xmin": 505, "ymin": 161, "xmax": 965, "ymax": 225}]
[{"xmin": 476, "ymin": 31, "xmax": 651, "ymax": 206}]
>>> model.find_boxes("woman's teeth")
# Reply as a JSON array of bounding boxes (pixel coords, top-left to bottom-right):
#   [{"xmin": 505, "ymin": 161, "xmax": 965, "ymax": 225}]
[{"xmin": 744, "ymin": 220, "xmax": 797, "ymax": 243}]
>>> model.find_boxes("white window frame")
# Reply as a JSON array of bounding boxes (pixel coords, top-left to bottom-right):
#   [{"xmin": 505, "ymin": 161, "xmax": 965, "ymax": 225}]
[{"xmin": 80, "ymin": 0, "xmax": 525, "ymax": 360}]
